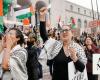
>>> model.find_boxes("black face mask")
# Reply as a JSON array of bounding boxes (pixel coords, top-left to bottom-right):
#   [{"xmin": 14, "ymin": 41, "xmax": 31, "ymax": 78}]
[{"xmin": 27, "ymin": 41, "xmax": 33, "ymax": 46}]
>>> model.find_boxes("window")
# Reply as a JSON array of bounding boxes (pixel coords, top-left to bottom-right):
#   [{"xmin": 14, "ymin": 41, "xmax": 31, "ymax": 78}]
[
  {"xmin": 84, "ymin": 10, "xmax": 86, "ymax": 14},
  {"xmin": 78, "ymin": 8, "xmax": 80, "ymax": 13},
  {"xmin": 78, "ymin": 19, "xmax": 81, "ymax": 27},
  {"xmin": 84, "ymin": 20, "xmax": 87, "ymax": 28},
  {"xmin": 70, "ymin": 5, "xmax": 73, "ymax": 11}
]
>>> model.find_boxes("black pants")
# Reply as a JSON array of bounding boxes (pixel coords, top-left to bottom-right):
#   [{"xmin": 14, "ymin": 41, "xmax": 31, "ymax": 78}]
[{"xmin": 87, "ymin": 73, "xmax": 98, "ymax": 80}]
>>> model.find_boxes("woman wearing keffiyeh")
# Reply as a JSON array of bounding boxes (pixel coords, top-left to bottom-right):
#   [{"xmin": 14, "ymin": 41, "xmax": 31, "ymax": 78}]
[
  {"xmin": 2, "ymin": 28, "xmax": 28, "ymax": 80},
  {"xmin": 39, "ymin": 25, "xmax": 87, "ymax": 80}
]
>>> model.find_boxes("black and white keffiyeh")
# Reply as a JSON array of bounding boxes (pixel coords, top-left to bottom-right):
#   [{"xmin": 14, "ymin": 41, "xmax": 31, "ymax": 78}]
[{"xmin": 39, "ymin": 38, "xmax": 87, "ymax": 66}]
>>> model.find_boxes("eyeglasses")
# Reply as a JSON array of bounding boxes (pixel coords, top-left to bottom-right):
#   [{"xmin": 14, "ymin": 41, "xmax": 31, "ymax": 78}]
[{"xmin": 60, "ymin": 29, "xmax": 71, "ymax": 33}]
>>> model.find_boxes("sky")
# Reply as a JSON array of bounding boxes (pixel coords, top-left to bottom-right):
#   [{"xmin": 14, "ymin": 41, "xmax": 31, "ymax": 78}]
[{"xmin": 67, "ymin": 0, "xmax": 100, "ymax": 12}]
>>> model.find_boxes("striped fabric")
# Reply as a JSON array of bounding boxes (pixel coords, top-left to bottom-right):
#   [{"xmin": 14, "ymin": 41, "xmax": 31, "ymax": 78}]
[
  {"xmin": 15, "ymin": 6, "xmax": 34, "ymax": 19},
  {"xmin": 39, "ymin": 38, "xmax": 87, "ymax": 66}
]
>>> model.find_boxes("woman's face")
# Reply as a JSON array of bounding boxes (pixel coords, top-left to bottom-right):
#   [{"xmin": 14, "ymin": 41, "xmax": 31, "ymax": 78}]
[
  {"xmin": 39, "ymin": 7, "xmax": 47, "ymax": 16},
  {"xmin": 8, "ymin": 30, "xmax": 19, "ymax": 45},
  {"xmin": 85, "ymin": 37, "xmax": 93, "ymax": 45},
  {"xmin": 60, "ymin": 26, "xmax": 73, "ymax": 42}
]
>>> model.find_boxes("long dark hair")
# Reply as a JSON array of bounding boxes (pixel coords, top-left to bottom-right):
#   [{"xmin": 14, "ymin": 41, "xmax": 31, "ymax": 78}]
[{"xmin": 84, "ymin": 36, "xmax": 97, "ymax": 46}]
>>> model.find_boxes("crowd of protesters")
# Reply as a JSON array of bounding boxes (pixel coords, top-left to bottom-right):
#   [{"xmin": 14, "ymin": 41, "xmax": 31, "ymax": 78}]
[{"xmin": 0, "ymin": 0, "xmax": 100, "ymax": 80}]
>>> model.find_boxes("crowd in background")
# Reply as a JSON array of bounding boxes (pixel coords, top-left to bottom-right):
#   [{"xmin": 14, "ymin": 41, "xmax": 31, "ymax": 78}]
[{"xmin": 0, "ymin": 0, "xmax": 100, "ymax": 80}]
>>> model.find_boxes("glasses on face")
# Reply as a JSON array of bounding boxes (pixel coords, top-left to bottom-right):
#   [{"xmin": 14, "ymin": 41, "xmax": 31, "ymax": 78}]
[{"xmin": 60, "ymin": 29, "xmax": 71, "ymax": 33}]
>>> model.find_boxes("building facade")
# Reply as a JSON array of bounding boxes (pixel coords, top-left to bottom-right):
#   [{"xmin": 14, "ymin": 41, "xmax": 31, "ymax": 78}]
[
  {"xmin": 65, "ymin": 0, "xmax": 100, "ymax": 36},
  {"xmin": 50, "ymin": 0, "xmax": 100, "ymax": 36},
  {"xmin": 18, "ymin": 0, "xmax": 100, "ymax": 36}
]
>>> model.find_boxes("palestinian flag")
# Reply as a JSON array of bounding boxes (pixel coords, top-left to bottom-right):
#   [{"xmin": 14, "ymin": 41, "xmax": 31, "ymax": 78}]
[
  {"xmin": 71, "ymin": 18, "xmax": 76, "ymax": 29},
  {"xmin": 0, "ymin": 0, "xmax": 4, "ymax": 33},
  {"xmin": 68, "ymin": 17, "xmax": 77, "ymax": 29},
  {"xmin": 3, "ymin": 0, "xmax": 12, "ymax": 15},
  {"xmin": 15, "ymin": 6, "xmax": 34, "ymax": 20},
  {"xmin": 0, "ymin": 0, "xmax": 12, "ymax": 33}
]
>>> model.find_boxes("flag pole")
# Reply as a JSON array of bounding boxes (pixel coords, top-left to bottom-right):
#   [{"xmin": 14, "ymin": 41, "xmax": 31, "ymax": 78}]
[
  {"xmin": 96, "ymin": 0, "xmax": 99, "ymax": 20},
  {"xmin": 91, "ymin": 0, "xmax": 94, "ymax": 20},
  {"xmin": 96, "ymin": 0, "xmax": 99, "ymax": 33}
]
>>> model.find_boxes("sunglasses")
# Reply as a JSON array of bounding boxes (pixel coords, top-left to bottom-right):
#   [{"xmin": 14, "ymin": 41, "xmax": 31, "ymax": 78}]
[{"xmin": 60, "ymin": 29, "xmax": 71, "ymax": 33}]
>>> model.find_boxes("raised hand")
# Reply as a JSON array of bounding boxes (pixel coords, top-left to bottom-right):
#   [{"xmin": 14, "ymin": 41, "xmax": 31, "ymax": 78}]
[{"xmin": 5, "ymin": 34, "xmax": 13, "ymax": 49}]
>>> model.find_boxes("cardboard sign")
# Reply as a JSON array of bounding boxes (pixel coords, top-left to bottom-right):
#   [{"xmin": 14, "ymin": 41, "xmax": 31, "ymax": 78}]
[
  {"xmin": 68, "ymin": 61, "xmax": 88, "ymax": 80},
  {"xmin": 93, "ymin": 54, "xmax": 100, "ymax": 74}
]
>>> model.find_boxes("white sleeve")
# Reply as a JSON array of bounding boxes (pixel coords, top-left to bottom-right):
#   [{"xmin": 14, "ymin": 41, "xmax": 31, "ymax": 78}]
[{"xmin": 38, "ymin": 38, "xmax": 56, "ymax": 66}]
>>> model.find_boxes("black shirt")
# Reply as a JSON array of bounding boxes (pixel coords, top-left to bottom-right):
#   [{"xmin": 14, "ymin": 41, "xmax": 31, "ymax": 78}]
[
  {"xmin": 52, "ymin": 47, "xmax": 85, "ymax": 80},
  {"xmin": 40, "ymin": 21, "xmax": 48, "ymax": 43},
  {"xmin": 52, "ymin": 47, "xmax": 72, "ymax": 80}
]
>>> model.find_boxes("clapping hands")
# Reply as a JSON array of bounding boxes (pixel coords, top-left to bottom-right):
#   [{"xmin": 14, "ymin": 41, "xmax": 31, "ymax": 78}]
[{"xmin": 68, "ymin": 47, "xmax": 78, "ymax": 62}]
